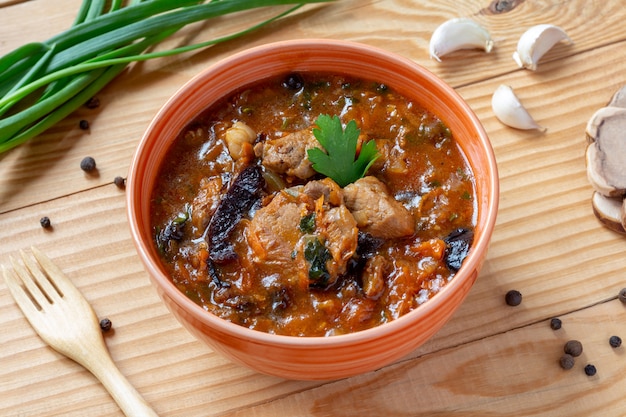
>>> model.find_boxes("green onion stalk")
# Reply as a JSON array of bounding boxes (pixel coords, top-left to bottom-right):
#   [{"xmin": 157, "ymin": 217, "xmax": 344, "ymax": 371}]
[{"xmin": 0, "ymin": 0, "xmax": 334, "ymax": 154}]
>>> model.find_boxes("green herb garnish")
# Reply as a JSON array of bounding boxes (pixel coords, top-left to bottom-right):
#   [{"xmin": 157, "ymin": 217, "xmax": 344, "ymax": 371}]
[
  {"xmin": 156, "ymin": 203, "xmax": 191, "ymax": 253},
  {"xmin": 0, "ymin": 0, "xmax": 333, "ymax": 154},
  {"xmin": 299, "ymin": 213, "xmax": 316, "ymax": 233},
  {"xmin": 307, "ymin": 114, "xmax": 379, "ymax": 187},
  {"xmin": 303, "ymin": 237, "xmax": 331, "ymax": 287}
]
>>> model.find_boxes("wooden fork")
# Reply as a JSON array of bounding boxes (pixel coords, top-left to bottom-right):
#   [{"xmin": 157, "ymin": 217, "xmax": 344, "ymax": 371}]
[{"xmin": 2, "ymin": 247, "xmax": 158, "ymax": 417}]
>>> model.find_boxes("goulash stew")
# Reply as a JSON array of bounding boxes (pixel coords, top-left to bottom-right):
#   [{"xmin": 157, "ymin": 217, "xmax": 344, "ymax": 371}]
[{"xmin": 151, "ymin": 72, "xmax": 476, "ymax": 336}]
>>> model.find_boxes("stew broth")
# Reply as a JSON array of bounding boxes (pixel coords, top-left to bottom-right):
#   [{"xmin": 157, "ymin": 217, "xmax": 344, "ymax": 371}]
[{"xmin": 151, "ymin": 72, "xmax": 476, "ymax": 336}]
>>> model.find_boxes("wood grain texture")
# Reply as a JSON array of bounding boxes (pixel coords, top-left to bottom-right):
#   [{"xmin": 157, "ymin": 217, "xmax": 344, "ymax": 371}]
[
  {"xmin": 222, "ymin": 299, "xmax": 626, "ymax": 417},
  {"xmin": 2, "ymin": 0, "xmax": 626, "ymax": 212},
  {"xmin": 2, "ymin": 0, "xmax": 626, "ymax": 416},
  {"xmin": 0, "ymin": 185, "xmax": 320, "ymax": 416}
]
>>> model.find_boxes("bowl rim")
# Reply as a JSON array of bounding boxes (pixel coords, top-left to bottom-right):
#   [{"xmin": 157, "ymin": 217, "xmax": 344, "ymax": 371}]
[{"xmin": 127, "ymin": 38, "xmax": 499, "ymax": 347}]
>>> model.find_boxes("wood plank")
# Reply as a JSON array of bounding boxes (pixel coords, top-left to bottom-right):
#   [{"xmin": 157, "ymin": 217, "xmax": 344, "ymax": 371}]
[
  {"xmin": 415, "ymin": 39, "xmax": 626, "ymax": 354},
  {"xmin": 221, "ymin": 299, "xmax": 626, "ymax": 417},
  {"xmin": 0, "ymin": 0, "xmax": 31, "ymax": 7},
  {"xmin": 0, "ymin": 184, "xmax": 320, "ymax": 417},
  {"xmin": 3, "ymin": 42, "xmax": 625, "ymax": 344},
  {"xmin": 2, "ymin": 0, "xmax": 626, "ymax": 212},
  {"xmin": 3, "ymin": 1, "xmax": 626, "ymax": 415},
  {"xmin": 3, "ymin": 44, "xmax": 626, "ymax": 408}
]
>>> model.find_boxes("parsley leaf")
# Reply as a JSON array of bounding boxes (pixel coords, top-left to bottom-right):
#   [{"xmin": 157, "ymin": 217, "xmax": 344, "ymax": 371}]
[{"xmin": 307, "ymin": 114, "xmax": 380, "ymax": 187}]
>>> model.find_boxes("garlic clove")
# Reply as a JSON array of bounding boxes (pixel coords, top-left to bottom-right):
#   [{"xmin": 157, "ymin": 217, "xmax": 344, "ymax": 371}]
[
  {"xmin": 429, "ymin": 18, "xmax": 494, "ymax": 62},
  {"xmin": 512, "ymin": 24, "xmax": 572, "ymax": 70},
  {"xmin": 491, "ymin": 84, "xmax": 545, "ymax": 131}
]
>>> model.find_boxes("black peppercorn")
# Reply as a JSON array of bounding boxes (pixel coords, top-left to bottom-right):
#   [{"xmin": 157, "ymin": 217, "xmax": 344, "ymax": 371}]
[
  {"xmin": 39, "ymin": 216, "xmax": 51, "ymax": 228},
  {"xmin": 559, "ymin": 354, "xmax": 575, "ymax": 370},
  {"xmin": 85, "ymin": 97, "xmax": 100, "ymax": 109},
  {"xmin": 79, "ymin": 119, "xmax": 90, "ymax": 130},
  {"xmin": 80, "ymin": 156, "xmax": 96, "ymax": 172},
  {"xmin": 376, "ymin": 83, "xmax": 389, "ymax": 93},
  {"xmin": 564, "ymin": 340, "xmax": 583, "ymax": 357},
  {"xmin": 584, "ymin": 364, "xmax": 597, "ymax": 376},
  {"xmin": 114, "ymin": 176, "xmax": 126, "ymax": 189},
  {"xmin": 505, "ymin": 290, "xmax": 522, "ymax": 306},
  {"xmin": 99, "ymin": 318, "xmax": 112, "ymax": 332},
  {"xmin": 281, "ymin": 73, "xmax": 304, "ymax": 90},
  {"xmin": 609, "ymin": 335, "xmax": 622, "ymax": 348},
  {"xmin": 550, "ymin": 317, "xmax": 562, "ymax": 330},
  {"xmin": 618, "ymin": 288, "xmax": 626, "ymax": 304}
]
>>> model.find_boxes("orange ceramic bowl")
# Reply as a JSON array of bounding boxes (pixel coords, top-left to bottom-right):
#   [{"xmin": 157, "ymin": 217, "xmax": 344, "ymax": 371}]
[{"xmin": 127, "ymin": 39, "xmax": 498, "ymax": 380}]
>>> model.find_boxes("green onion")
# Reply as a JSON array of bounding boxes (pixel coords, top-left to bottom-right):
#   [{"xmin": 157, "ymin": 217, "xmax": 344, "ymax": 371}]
[{"xmin": 0, "ymin": 0, "xmax": 334, "ymax": 154}]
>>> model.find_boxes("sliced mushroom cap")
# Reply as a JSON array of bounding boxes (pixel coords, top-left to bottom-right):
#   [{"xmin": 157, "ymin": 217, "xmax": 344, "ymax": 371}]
[
  {"xmin": 585, "ymin": 107, "xmax": 626, "ymax": 197},
  {"xmin": 591, "ymin": 191, "xmax": 626, "ymax": 234},
  {"xmin": 608, "ymin": 85, "xmax": 626, "ymax": 108}
]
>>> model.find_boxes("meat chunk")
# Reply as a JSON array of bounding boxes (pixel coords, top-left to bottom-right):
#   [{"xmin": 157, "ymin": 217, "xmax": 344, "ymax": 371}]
[
  {"xmin": 362, "ymin": 255, "xmax": 388, "ymax": 299},
  {"xmin": 254, "ymin": 129, "xmax": 320, "ymax": 180},
  {"xmin": 247, "ymin": 192, "xmax": 305, "ymax": 264},
  {"xmin": 302, "ymin": 177, "xmax": 344, "ymax": 207},
  {"xmin": 190, "ymin": 176, "xmax": 224, "ymax": 236},
  {"xmin": 247, "ymin": 187, "xmax": 358, "ymax": 288},
  {"xmin": 343, "ymin": 176, "xmax": 415, "ymax": 239},
  {"xmin": 318, "ymin": 205, "xmax": 359, "ymax": 280}
]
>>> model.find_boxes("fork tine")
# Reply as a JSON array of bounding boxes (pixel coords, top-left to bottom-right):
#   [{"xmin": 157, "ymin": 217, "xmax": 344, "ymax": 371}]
[
  {"xmin": 9, "ymin": 255, "xmax": 51, "ymax": 310},
  {"xmin": 2, "ymin": 265, "xmax": 42, "ymax": 318},
  {"xmin": 20, "ymin": 249, "xmax": 63, "ymax": 303},
  {"xmin": 30, "ymin": 246, "xmax": 79, "ymax": 299}
]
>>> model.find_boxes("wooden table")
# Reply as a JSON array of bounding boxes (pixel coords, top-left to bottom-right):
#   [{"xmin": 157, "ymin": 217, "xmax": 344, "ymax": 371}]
[{"xmin": 2, "ymin": 1, "xmax": 626, "ymax": 415}]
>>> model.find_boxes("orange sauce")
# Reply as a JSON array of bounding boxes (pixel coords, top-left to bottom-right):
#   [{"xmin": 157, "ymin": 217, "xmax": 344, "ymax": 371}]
[{"xmin": 151, "ymin": 72, "xmax": 475, "ymax": 336}]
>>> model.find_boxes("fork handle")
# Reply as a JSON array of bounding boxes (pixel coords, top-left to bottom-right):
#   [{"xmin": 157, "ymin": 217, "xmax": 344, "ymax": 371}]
[{"xmin": 83, "ymin": 346, "xmax": 159, "ymax": 417}]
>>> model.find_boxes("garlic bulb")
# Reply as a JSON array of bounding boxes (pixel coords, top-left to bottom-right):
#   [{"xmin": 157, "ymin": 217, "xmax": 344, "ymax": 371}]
[
  {"xmin": 491, "ymin": 84, "xmax": 545, "ymax": 131},
  {"xmin": 429, "ymin": 18, "xmax": 494, "ymax": 62},
  {"xmin": 513, "ymin": 24, "xmax": 572, "ymax": 70}
]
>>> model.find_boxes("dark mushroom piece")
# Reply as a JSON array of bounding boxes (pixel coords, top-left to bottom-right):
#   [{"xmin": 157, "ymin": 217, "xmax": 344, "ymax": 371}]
[
  {"xmin": 443, "ymin": 228, "xmax": 474, "ymax": 272},
  {"xmin": 207, "ymin": 165, "xmax": 265, "ymax": 263}
]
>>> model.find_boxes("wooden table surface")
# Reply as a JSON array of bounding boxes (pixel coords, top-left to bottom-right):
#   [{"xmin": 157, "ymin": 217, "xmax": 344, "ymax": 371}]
[{"xmin": 2, "ymin": 1, "xmax": 626, "ymax": 416}]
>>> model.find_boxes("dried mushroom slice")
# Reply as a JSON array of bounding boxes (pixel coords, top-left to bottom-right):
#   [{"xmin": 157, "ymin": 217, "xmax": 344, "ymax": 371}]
[
  {"xmin": 591, "ymin": 191, "xmax": 626, "ymax": 234},
  {"xmin": 585, "ymin": 107, "xmax": 626, "ymax": 197},
  {"xmin": 621, "ymin": 198, "xmax": 626, "ymax": 233},
  {"xmin": 586, "ymin": 144, "xmax": 622, "ymax": 197},
  {"xmin": 608, "ymin": 85, "xmax": 626, "ymax": 108}
]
